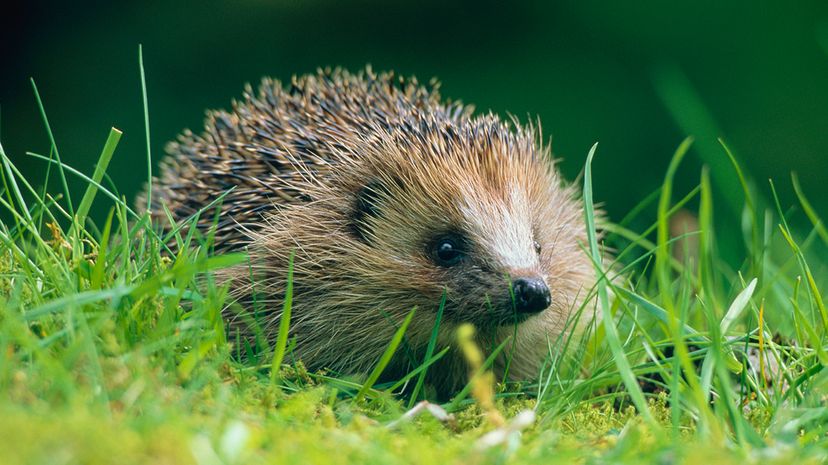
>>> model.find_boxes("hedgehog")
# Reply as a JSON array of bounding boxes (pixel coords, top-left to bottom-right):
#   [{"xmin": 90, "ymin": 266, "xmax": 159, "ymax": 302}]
[{"xmin": 143, "ymin": 67, "xmax": 597, "ymax": 396}]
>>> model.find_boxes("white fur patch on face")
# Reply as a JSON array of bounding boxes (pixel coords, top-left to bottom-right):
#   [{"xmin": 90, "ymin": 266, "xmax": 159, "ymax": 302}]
[{"xmin": 460, "ymin": 184, "xmax": 538, "ymax": 272}]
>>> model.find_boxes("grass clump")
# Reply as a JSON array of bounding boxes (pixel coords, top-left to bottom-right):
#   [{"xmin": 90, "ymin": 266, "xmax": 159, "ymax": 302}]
[{"xmin": 0, "ymin": 74, "xmax": 826, "ymax": 465}]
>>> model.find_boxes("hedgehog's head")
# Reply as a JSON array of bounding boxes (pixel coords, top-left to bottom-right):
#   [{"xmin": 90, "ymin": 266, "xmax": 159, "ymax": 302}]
[
  {"xmin": 321, "ymin": 116, "xmax": 593, "ymax": 333},
  {"xmin": 238, "ymin": 114, "xmax": 594, "ymax": 377}
]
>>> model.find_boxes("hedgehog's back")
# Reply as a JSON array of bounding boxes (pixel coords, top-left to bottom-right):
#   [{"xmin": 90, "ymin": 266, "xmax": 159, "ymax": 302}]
[{"xmin": 142, "ymin": 67, "xmax": 466, "ymax": 251}]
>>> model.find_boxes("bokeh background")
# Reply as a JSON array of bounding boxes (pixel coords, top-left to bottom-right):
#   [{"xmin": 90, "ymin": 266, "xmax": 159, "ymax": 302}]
[{"xmin": 2, "ymin": 0, "xmax": 828, "ymax": 264}]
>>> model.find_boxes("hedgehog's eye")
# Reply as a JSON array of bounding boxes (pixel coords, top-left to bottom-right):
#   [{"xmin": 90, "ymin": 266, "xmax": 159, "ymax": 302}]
[
  {"xmin": 533, "ymin": 240, "xmax": 542, "ymax": 255},
  {"xmin": 432, "ymin": 235, "xmax": 465, "ymax": 267}
]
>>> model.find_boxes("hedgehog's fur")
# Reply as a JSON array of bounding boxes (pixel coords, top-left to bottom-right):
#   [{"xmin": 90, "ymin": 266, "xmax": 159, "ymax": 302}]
[{"xmin": 144, "ymin": 67, "xmax": 596, "ymax": 396}]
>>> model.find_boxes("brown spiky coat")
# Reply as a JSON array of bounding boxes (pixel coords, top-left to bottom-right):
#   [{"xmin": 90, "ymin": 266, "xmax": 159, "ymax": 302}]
[{"xmin": 145, "ymin": 68, "xmax": 595, "ymax": 395}]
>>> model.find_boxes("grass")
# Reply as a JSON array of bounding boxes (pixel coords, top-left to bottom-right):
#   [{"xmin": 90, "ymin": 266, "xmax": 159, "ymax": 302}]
[{"xmin": 0, "ymin": 77, "xmax": 827, "ymax": 465}]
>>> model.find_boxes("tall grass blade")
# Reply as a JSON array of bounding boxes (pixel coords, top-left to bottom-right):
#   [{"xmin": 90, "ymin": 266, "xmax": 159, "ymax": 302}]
[
  {"xmin": 139, "ymin": 44, "xmax": 153, "ymax": 213},
  {"xmin": 791, "ymin": 172, "xmax": 828, "ymax": 246},
  {"xmin": 90, "ymin": 208, "xmax": 115, "ymax": 290},
  {"xmin": 583, "ymin": 142, "xmax": 657, "ymax": 427},
  {"xmin": 30, "ymin": 79, "xmax": 74, "ymax": 217},
  {"xmin": 720, "ymin": 139, "xmax": 764, "ymax": 281},
  {"xmin": 655, "ymin": 137, "xmax": 721, "ymax": 437},
  {"xmin": 0, "ymin": 141, "xmax": 31, "ymax": 223},
  {"xmin": 270, "ymin": 250, "xmax": 295, "ymax": 384},
  {"xmin": 75, "ymin": 128, "xmax": 122, "ymax": 227},
  {"xmin": 355, "ymin": 307, "xmax": 416, "ymax": 403},
  {"xmin": 408, "ymin": 290, "xmax": 446, "ymax": 407}
]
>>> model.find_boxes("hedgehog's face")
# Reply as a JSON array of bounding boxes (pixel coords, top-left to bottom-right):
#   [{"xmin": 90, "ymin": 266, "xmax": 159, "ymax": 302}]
[
  {"xmin": 418, "ymin": 181, "xmax": 556, "ymax": 327},
  {"xmin": 349, "ymin": 151, "xmax": 587, "ymax": 329},
  {"xmin": 422, "ymin": 226, "xmax": 550, "ymax": 327}
]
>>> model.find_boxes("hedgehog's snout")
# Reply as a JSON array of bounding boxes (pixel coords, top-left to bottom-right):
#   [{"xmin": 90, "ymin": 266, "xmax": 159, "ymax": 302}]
[{"xmin": 511, "ymin": 277, "xmax": 552, "ymax": 314}]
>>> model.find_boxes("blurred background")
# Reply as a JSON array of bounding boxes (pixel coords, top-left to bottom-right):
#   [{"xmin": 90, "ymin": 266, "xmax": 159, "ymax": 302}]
[{"xmin": 2, "ymin": 0, "xmax": 827, "ymax": 265}]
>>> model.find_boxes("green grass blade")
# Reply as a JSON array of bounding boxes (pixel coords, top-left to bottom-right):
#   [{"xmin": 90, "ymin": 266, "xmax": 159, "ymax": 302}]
[
  {"xmin": 719, "ymin": 278, "xmax": 757, "ymax": 334},
  {"xmin": 408, "ymin": 290, "xmax": 446, "ymax": 407},
  {"xmin": 791, "ymin": 172, "xmax": 828, "ymax": 246},
  {"xmin": 130, "ymin": 253, "xmax": 247, "ymax": 301},
  {"xmin": 30, "ymin": 79, "xmax": 74, "ymax": 217},
  {"xmin": 770, "ymin": 180, "xmax": 828, "ymax": 333},
  {"xmin": 386, "ymin": 347, "xmax": 451, "ymax": 394},
  {"xmin": 139, "ymin": 44, "xmax": 153, "ymax": 213},
  {"xmin": 355, "ymin": 307, "xmax": 416, "ymax": 403},
  {"xmin": 26, "ymin": 152, "xmax": 138, "ymax": 220},
  {"xmin": 655, "ymin": 137, "xmax": 692, "ymax": 311},
  {"xmin": 90, "ymin": 208, "xmax": 115, "ymax": 290},
  {"xmin": 614, "ymin": 287, "xmax": 706, "ymax": 343},
  {"xmin": 270, "ymin": 250, "xmax": 295, "ymax": 384},
  {"xmin": 655, "ymin": 137, "xmax": 721, "ymax": 437},
  {"xmin": 720, "ymin": 139, "xmax": 764, "ymax": 280},
  {"xmin": 698, "ymin": 166, "xmax": 721, "ymax": 314},
  {"xmin": 1, "ymin": 155, "xmax": 63, "ymax": 231},
  {"xmin": 24, "ymin": 285, "xmax": 135, "ymax": 321},
  {"xmin": 583, "ymin": 142, "xmax": 657, "ymax": 427},
  {"xmin": 700, "ymin": 279, "xmax": 758, "ymax": 395},
  {"xmin": 0, "ymin": 141, "xmax": 32, "ymax": 223},
  {"xmin": 24, "ymin": 151, "xmax": 176, "ymax": 254},
  {"xmin": 75, "ymin": 128, "xmax": 122, "ymax": 227}
]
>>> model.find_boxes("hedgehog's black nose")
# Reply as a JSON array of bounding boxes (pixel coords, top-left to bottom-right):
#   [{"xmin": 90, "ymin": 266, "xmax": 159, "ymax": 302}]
[{"xmin": 512, "ymin": 277, "xmax": 552, "ymax": 314}]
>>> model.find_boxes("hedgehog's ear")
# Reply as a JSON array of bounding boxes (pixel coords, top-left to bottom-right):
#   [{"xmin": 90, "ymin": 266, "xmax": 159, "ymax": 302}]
[{"xmin": 351, "ymin": 180, "xmax": 387, "ymax": 242}]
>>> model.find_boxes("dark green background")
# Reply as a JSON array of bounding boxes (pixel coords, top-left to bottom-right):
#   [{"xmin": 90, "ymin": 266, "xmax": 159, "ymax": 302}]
[{"xmin": 2, "ymin": 1, "xmax": 827, "ymax": 261}]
